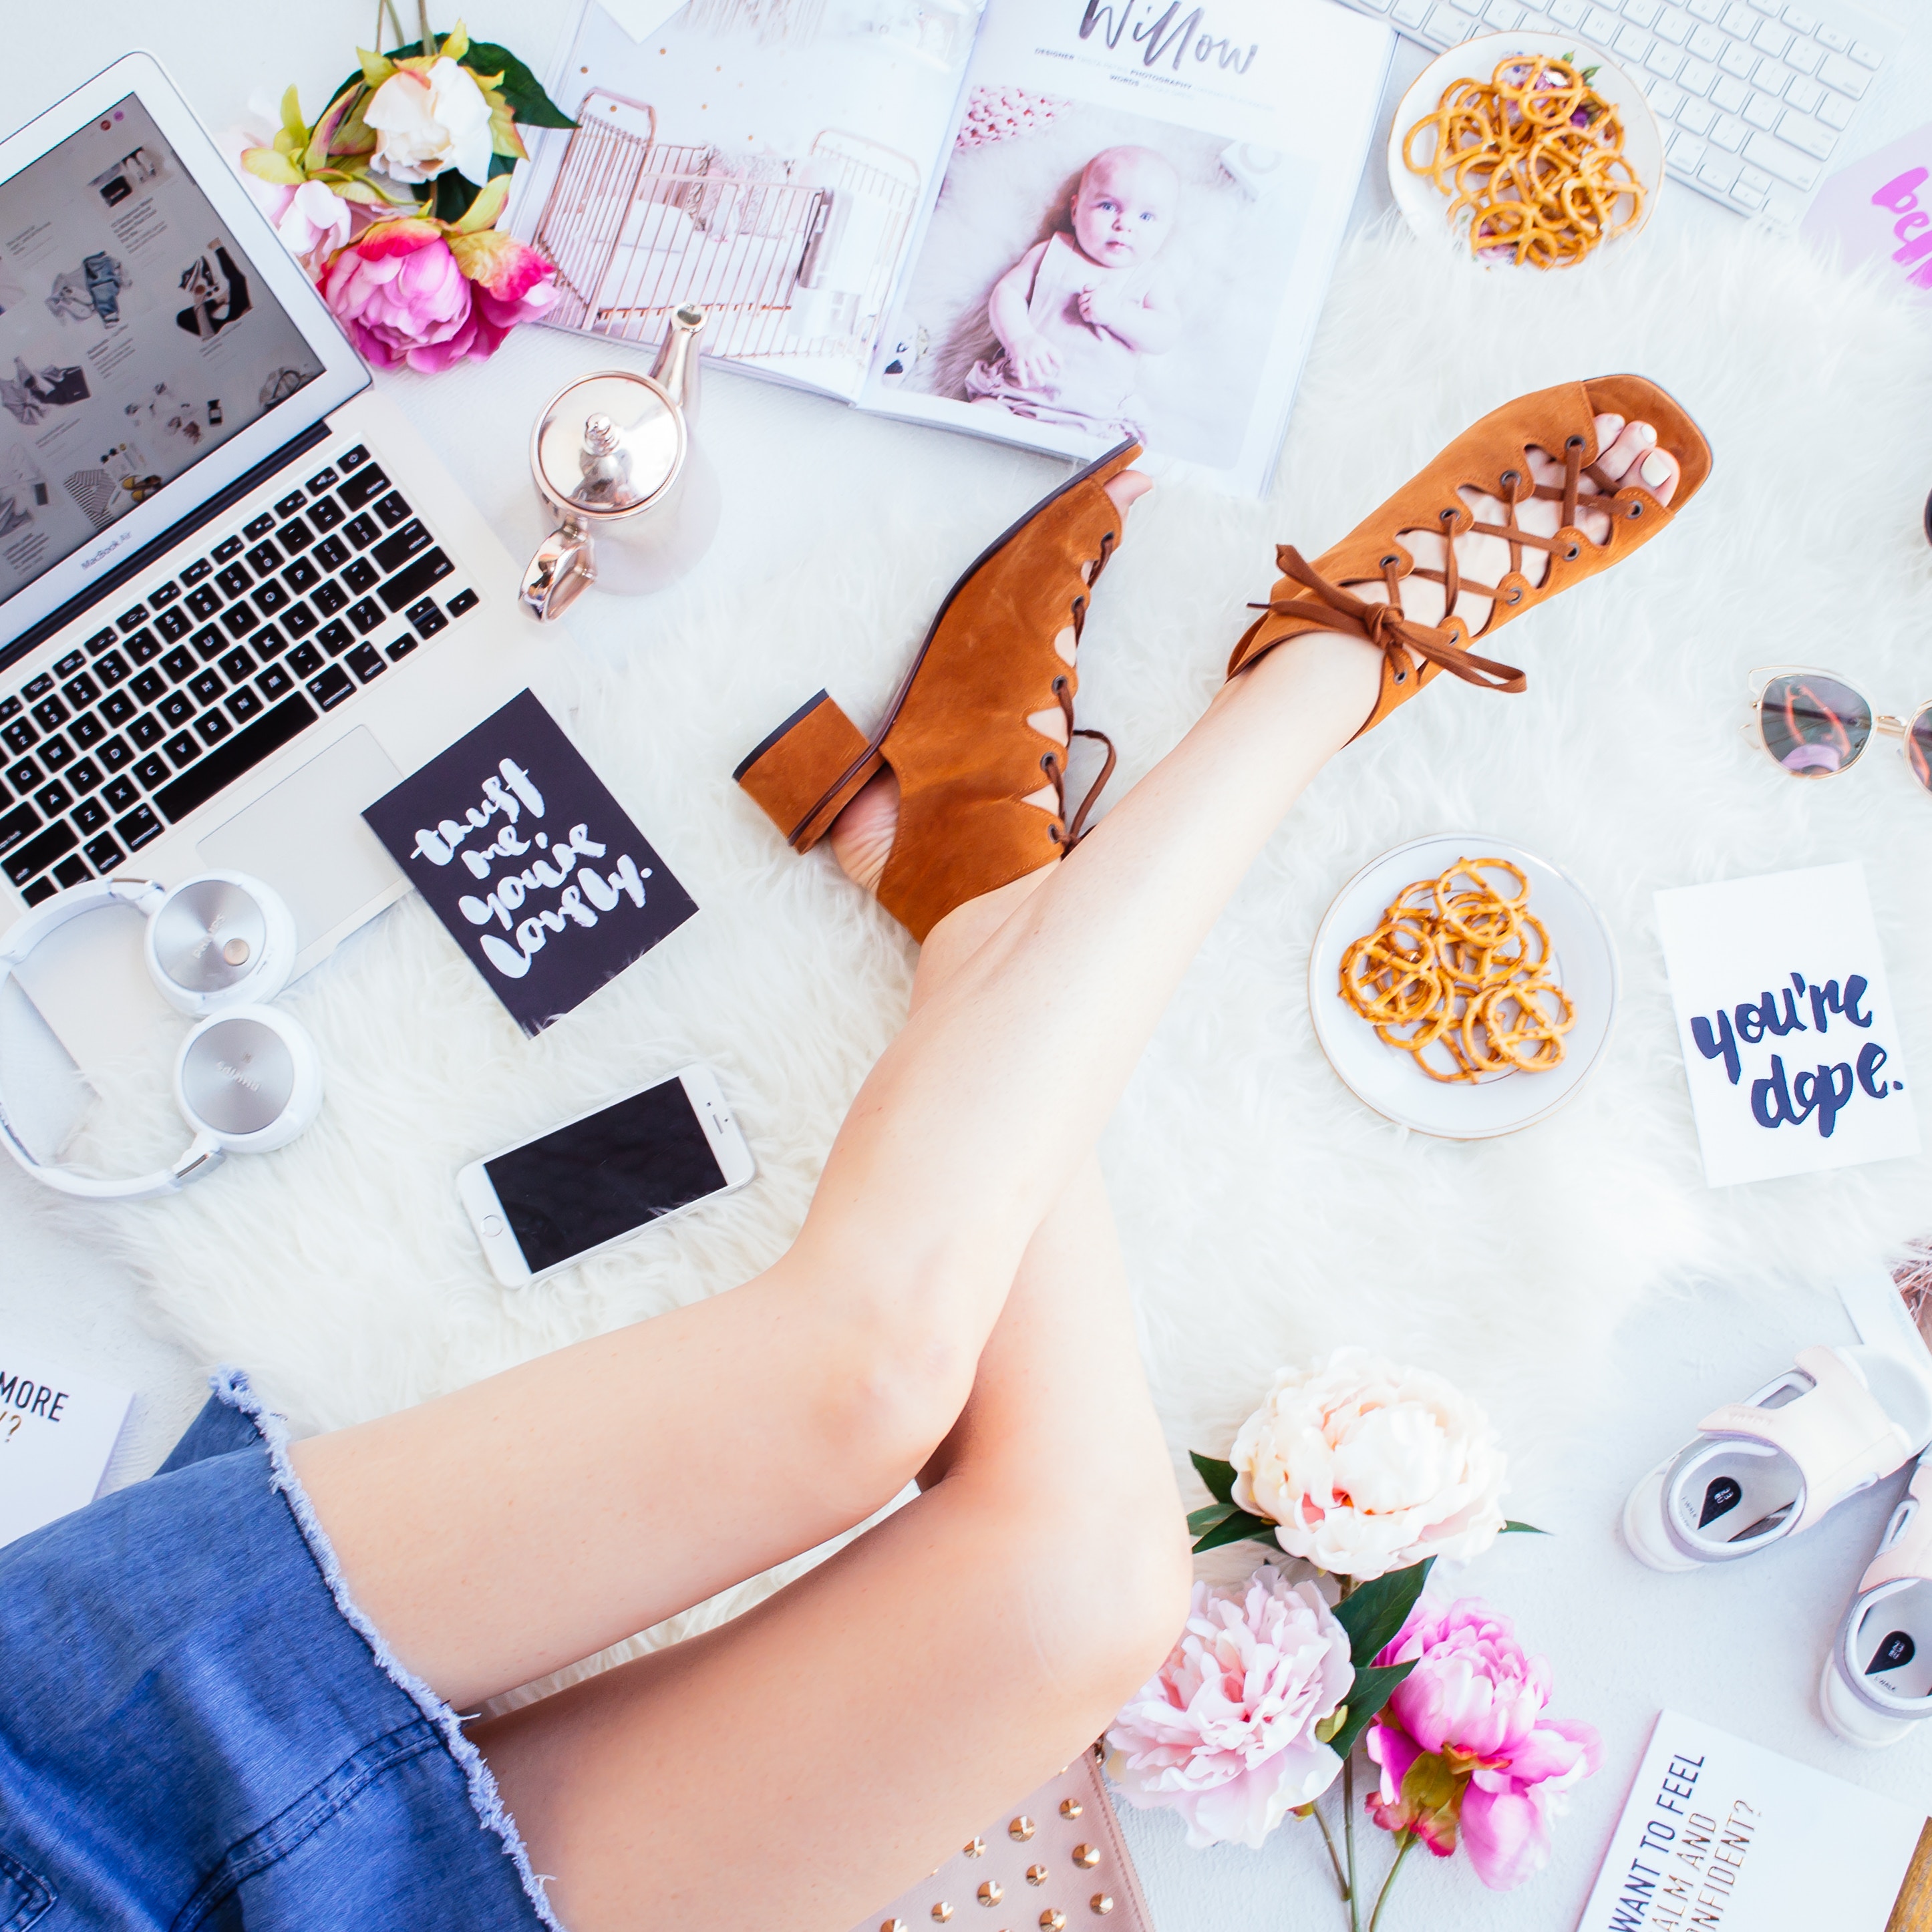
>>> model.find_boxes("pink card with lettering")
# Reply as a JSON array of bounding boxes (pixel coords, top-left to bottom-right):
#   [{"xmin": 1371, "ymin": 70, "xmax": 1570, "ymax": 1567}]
[{"xmin": 1800, "ymin": 122, "xmax": 1932, "ymax": 305}]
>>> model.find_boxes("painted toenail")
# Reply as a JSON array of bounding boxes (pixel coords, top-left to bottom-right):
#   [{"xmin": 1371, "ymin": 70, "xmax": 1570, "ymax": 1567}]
[
  {"xmin": 1636, "ymin": 423, "xmax": 1657, "ymax": 448},
  {"xmin": 1640, "ymin": 452, "xmax": 1671, "ymax": 488}
]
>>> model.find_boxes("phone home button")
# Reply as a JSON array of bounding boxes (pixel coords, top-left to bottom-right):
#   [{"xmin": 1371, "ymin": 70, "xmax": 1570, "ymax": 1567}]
[{"xmin": 481, "ymin": 1215, "xmax": 503, "ymax": 1237}]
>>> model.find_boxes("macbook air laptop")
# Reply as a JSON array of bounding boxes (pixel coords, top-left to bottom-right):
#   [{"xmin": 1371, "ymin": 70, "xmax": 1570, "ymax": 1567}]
[{"xmin": 0, "ymin": 53, "xmax": 554, "ymax": 1072}]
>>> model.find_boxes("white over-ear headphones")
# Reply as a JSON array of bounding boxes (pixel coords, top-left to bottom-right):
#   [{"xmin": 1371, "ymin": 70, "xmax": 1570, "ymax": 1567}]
[{"xmin": 0, "ymin": 871, "xmax": 322, "ymax": 1200}]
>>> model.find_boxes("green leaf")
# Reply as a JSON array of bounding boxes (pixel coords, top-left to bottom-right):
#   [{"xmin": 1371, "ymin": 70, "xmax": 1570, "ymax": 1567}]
[
  {"xmin": 1331, "ymin": 1558, "xmax": 1434, "ymax": 1669},
  {"xmin": 1188, "ymin": 1452, "xmax": 1237, "ymax": 1506},
  {"xmin": 1325, "ymin": 1661, "xmax": 1413, "ymax": 1762},
  {"xmin": 1190, "ymin": 1508, "xmax": 1281, "ymax": 1556},
  {"xmin": 1186, "ymin": 1500, "xmax": 1238, "ymax": 1536},
  {"xmin": 463, "ymin": 41, "xmax": 577, "ymax": 129},
  {"xmin": 432, "ymin": 170, "xmax": 483, "ymax": 224},
  {"xmin": 279, "ymin": 84, "xmax": 308, "ymax": 142},
  {"xmin": 1502, "ymin": 1520, "xmax": 1548, "ymax": 1536},
  {"xmin": 1313, "ymin": 1704, "xmax": 1348, "ymax": 1746}
]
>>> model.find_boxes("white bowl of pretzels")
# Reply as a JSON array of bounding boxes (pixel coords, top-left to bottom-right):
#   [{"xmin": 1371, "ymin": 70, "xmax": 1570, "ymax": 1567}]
[
  {"xmin": 1387, "ymin": 33, "xmax": 1664, "ymax": 270},
  {"xmin": 1308, "ymin": 834, "xmax": 1620, "ymax": 1140}
]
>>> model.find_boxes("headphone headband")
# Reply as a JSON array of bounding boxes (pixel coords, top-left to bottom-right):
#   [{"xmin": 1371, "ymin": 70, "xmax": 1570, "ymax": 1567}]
[{"xmin": 0, "ymin": 874, "xmax": 319, "ymax": 1200}]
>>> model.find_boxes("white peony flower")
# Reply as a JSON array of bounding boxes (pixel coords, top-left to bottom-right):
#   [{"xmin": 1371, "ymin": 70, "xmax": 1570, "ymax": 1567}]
[
  {"xmin": 365, "ymin": 57, "xmax": 494, "ymax": 187},
  {"xmin": 1230, "ymin": 1346, "xmax": 1508, "ymax": 1581}
]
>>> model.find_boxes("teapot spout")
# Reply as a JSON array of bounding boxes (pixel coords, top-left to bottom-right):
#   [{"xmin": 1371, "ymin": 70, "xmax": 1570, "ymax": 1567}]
[{"xmin": 651, "ymin": 304, "xmax": 705, "ymax": 420}]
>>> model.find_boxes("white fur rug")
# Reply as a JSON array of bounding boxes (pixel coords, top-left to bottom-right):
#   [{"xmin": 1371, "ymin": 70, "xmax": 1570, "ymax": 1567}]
[{"xmin": 55, "ymin": 218, "xmax": 1932, "ymax": 1669}]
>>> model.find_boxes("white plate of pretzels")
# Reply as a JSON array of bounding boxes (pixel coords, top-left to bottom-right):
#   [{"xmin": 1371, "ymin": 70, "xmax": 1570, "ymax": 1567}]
[{"xmin": 1309, "ymin": 834, "xmax": 1620, "ymax": 1140}]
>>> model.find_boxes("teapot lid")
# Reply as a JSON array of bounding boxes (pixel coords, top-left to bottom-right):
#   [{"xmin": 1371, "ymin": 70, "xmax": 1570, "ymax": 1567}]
[{"xmin": 531, "ymin": 369, "xmax": 685, "ymax": 519}]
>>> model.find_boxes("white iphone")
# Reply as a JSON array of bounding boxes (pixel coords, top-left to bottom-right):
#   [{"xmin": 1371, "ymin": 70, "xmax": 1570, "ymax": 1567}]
[{"xmin": 456, "ymin": 1064, "xmax": 756, "ymax": 1287}]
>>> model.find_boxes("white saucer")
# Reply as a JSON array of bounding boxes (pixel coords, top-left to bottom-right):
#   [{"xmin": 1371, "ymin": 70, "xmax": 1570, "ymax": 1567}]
[
  {"xmin": 1308, "ymin": 833, "xmax": 1619, "ymax": 1140},
  {"xmin": 1386, "ymin": 32, "xmax": 1664, "ymax": 268}
]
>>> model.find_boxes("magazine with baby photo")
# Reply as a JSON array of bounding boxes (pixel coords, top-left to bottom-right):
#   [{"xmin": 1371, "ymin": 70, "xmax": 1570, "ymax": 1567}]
[
  {"xmin": 862, "ymin": 1, "xmax": 1392, "ymax": 494},
  {"xmin": 511, "ymin": 1, "xmax": 1392, "ymax": 496}
]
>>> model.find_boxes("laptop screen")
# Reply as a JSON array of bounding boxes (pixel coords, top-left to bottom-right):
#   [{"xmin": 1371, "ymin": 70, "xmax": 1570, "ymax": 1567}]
[{"xmin": 0, "ymin": 95, "xmax": 324, "ymax": 614}]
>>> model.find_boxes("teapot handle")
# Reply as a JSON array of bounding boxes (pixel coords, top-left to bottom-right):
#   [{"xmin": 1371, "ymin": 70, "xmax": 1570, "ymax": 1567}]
[{"xmin": 521, "ymin": 518, "xmax": 597, "ymax": 622}]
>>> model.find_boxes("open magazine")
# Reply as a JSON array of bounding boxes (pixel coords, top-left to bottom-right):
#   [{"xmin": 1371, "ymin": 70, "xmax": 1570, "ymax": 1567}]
[{"xmin": 511, "ymin": 0, "xmax": 1392, "ymax": 496}]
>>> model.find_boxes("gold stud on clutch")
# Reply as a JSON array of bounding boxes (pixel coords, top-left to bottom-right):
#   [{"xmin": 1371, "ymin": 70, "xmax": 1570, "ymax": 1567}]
[
  {"xmin": 1025, "ymin": 1865, "xmax": 1049, "ymax": 1887},
  {"xmin": 883, "ymin": 1921, "xmax": 907, "ymax": 1931},
  {"xmin": 931, "ymin": 1906, "xmax": 953, "ymax": 1924},
  {"xmin": 1040, "ymin": 1912, "xmax": 1068, "ymax": 1931},
  {"xmin": 1090, "ymin": 1896, "xmax": 1114, "ymax": 1916},
  {"xmin": 1072, "ymin": 1845, "xmax": 1100, "ymax": 1870},
  {"xmin": 1009, "ymin": 1816, "xmax": 1036, "ymax": 1842},
  {"xmin": 977, "ymin": 1880, "xmax": 1004, "ymax": 1907},
  {"xmin": 1060, "ymin": 1798, "xmax": 1083, "ymax": 1819},
  {"xmin": 963, "ymin": 1838, "xmax": 985, "ymax": 1859}
]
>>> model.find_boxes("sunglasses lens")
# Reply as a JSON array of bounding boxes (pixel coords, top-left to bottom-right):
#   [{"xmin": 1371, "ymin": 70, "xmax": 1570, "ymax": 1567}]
[
  {"xmin": 1759, "ymin": 673, "xmax": 1872, "ymax": 778},
  {"xmin": 1909, "ymin": 709, "xmax": 1932, "ymax": 794}
]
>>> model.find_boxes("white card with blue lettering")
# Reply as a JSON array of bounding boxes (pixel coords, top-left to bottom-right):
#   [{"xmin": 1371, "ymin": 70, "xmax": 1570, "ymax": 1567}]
[
  {"xmin": 0, "ymin": 1346, "xmax": 132, "ymax": 1549},
  {"xmin": 1655, "ymin": 863, "xmax": 1919, "ymax": 1189}
]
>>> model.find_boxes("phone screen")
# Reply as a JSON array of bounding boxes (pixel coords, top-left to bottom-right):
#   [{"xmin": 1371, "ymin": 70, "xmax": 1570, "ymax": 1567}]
[{"xmin": 484, "ymin": 1079, "xmax": 726, "ymax": 1273}]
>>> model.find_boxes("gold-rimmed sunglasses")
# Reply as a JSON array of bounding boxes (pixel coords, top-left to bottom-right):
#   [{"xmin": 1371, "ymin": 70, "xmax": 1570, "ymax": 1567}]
[{"xmin": 1746, "ymin": 667, "xmax": 1932, "ymax": 793}]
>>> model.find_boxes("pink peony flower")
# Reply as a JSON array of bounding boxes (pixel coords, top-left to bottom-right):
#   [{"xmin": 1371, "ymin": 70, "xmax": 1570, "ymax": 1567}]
[
  {"xmin": 1106, "ymin": 1567, "xmax": 1353, "ymax": 1849},
  {"xmin": 1365, "ymin": 1596, "xmax": 1599, "ymax": 1890},
  {"xmin": 448, "ymin": 227, "xmax": 556, "ymax": 353},
  {"xmin": 323, "ymin": 219, "xmax": 476, "ymax": 373}
]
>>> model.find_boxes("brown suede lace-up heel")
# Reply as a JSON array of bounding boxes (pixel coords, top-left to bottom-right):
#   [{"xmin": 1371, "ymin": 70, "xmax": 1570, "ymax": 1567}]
[
  {"xmin": 1228, "ymin": 377, "xmax": 1712, "ymax": 733},
  {"xmin": 734, "ymin": 439, "xmax": 1140, "ymax": 941}
]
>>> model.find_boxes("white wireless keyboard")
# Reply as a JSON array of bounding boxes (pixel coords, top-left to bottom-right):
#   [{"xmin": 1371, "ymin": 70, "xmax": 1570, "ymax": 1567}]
[{"xmin": 1337, "ymin": 0, "xmax": 1896, "ymax": 224}]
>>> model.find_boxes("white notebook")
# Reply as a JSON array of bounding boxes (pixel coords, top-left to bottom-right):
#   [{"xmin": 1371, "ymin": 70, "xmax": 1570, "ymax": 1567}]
[
  {"xmin": 0, "ymin": 1346, "xmax": 132, "ymax": 1548},
  {"xmin": 1575, "ymin": 1710, "xmax": 1927, "ymax": 1932},
  {"xmin": 1654, "ymin": 862, "xmax": 1921, "ymax": 1188}
]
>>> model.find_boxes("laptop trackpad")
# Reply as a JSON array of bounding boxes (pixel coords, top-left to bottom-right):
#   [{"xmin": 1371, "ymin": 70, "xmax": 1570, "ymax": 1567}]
[{"xmin": 198, "ymin": 728, "xmax": 406, "ymax": 950}]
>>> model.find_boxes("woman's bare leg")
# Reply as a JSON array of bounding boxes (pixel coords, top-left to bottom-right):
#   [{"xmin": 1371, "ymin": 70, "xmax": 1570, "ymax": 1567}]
[
  {"xmin": 290, "ymin": 414, "xmax": 1683, "ymax": 1712},
  {"xmin": 289, "ymin": 628, "xmax": 1376, "ymax": 1709},
  {"xmin": 472, "ymin": 1129, "xmax": 1186, "ymax": 1932}
]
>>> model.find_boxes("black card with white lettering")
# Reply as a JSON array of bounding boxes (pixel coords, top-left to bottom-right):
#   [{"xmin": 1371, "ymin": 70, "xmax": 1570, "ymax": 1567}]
[{"xmin": 363, "ymin": 691, "xmax": 697, "ymax": 1036}]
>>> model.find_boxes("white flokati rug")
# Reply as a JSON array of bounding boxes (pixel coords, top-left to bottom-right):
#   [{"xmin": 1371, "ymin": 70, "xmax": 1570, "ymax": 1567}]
[{"xmin": 53, "ymin": 220, "xmax": 1932, "ymax": 1668}]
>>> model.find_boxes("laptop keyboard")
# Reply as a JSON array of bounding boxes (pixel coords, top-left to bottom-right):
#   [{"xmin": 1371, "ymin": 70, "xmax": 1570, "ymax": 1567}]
[
  {"xmin": 0, "ymin": 444, "xmax": 479, "ymax": 908},
  {"xmin": 1337, "ymin": 0, "xmax": 1891, "ymax": 224}
]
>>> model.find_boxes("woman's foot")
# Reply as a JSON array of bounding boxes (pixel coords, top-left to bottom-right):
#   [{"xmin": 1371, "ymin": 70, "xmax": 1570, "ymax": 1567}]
[
  {"xmin": 1350, "ymin": 412, "xmax": 1681, "ymax": 641},
  {"xmin": 830, "ymin": 471, "xmax": 1152, "ymax": 894}
]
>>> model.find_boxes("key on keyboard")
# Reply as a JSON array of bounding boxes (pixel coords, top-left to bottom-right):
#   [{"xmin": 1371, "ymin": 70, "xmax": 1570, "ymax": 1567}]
[{"xmin": 1334, "ymin": 0, "xmax": 1891, "ymax": 223}]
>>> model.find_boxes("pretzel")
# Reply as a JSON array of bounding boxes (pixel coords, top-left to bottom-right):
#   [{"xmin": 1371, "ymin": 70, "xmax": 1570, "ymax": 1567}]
[
  {"xmin": 1403, "ymin": 54, "xmax": 1647, "ymax": 269},
  {"xmin": 1337, "ymin": 857, "xmax": 1575, "ymax": 1084}
]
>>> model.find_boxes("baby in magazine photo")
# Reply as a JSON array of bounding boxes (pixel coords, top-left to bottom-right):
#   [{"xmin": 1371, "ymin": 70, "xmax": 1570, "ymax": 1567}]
[{"xmin": 966, "ymin": 144, "xmax": 1182, "ymax": 442}]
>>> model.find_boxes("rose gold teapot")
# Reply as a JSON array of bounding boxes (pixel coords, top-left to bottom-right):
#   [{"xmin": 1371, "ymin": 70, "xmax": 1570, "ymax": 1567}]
[{"xmin": 520, "ymin": 304, "xmax": 720, "ymax": 621}]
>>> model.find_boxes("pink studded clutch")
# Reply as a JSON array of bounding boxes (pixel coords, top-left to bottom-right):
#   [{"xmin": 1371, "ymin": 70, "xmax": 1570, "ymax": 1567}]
[{"xmin": 848, "ymin": 1748, "xmax": 1154, "ymax": 1932}]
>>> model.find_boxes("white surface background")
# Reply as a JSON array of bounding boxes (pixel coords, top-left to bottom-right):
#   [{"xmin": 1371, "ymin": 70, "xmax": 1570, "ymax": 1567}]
[{"xmin": 4, "ymin": 5, "xmax": 1932, "ymax": 1929}]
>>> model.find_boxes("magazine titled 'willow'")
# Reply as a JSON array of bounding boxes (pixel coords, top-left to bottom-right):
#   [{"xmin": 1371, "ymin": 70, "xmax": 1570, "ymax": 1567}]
[{"xmin": 512, "ymin": 1, "xmax": 1392, "ymax": 496}]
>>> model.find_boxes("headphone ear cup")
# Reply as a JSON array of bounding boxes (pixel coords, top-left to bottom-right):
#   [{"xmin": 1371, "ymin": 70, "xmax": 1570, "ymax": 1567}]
[
  {"xmin": 147, "ymin": 872, "xmax": 299, "ymax": 1016},
  {"xmin": 174, "ymin": 1005, "xmax": 322, "ymax": 1155}
]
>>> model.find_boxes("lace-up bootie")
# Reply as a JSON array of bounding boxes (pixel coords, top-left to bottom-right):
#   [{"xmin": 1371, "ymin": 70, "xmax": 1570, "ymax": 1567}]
[
  {"xmin": 1228, "ymin": 377, "xmax": 1711, "ymax": 734},
  {"xmin": 734, "ymin": 440, "xmax": 1138, "ymax": 941}
]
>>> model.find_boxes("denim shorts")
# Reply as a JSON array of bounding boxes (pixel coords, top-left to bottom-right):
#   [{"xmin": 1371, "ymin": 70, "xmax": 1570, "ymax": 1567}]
[{"xmin": 0, "ymin": 1372, "xmax": 559, "ymax": 1931}]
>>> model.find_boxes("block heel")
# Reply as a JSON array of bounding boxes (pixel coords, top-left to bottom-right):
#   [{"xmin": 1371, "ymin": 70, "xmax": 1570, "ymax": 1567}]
[{"xmin": 733, "ymin": 689, "xmax": 883, "ymax": 853}]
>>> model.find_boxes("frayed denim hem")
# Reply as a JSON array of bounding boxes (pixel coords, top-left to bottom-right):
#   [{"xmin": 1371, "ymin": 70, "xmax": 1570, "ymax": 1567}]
[{"xmin": 209, "ymin": 1368, "xmax": 568, "ymax": 1932}]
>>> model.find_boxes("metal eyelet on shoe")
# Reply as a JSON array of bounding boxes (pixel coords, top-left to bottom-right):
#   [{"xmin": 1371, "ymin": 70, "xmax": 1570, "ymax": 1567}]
[
  {"xmin": 1040, "ymin": 752, "xmax": 1058, "ymax": 774},
  {"xmin": 1563, "ymin": 542, "xmax": 1581, "ymax": 560},
  {"xmin": 1505, "ymin": 586, "xmax": 1522, "ymax": 603},
  {"xmin": 1501, "ymin": 469, "xmax": 1520, "ymax": 487},
  {"xmin": 1439, "ymin": 507, "xmax": 1456, "ymax": 522},
  {"xmin": 1379, "ymin": 554, "xmax": 1398, "ymax": 567},
  {"xmin": 1627, "ymin": 501, "xmax": 1643, "ymax": 518},
  {"xmin": 1566, "ymin": 435, "xmax": 1585, "ymax": 450},
  {"xmin": 1394, "ymin": 669, "xmax": 1407, "ymax": 683}
]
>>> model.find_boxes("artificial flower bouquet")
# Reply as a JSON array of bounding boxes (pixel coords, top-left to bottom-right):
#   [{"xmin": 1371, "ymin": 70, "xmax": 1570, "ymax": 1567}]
[
  {"xmin": 232, "ymin": 13, "xmax": 573, "ymax": 372},
  {"xmin": 1106, "ymin": 1347, "xmax": 1598, "ymax": 1930}
]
